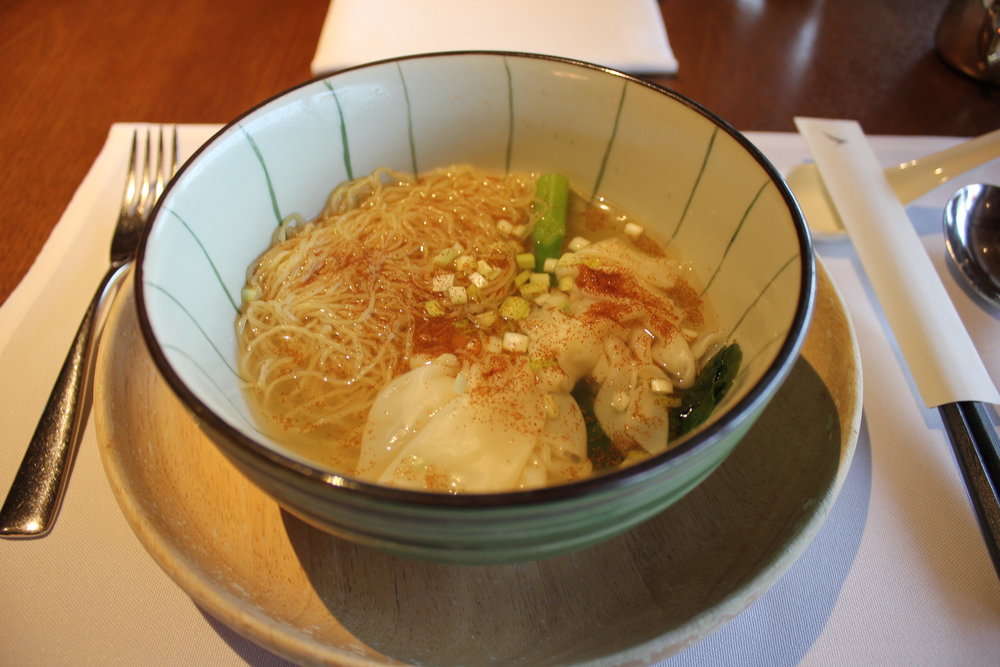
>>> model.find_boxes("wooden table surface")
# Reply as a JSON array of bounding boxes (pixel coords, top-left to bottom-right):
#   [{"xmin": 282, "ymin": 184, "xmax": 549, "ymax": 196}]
[{"xmin": 1, "ymin": 0, "xmax": 998, "ymax": 306}]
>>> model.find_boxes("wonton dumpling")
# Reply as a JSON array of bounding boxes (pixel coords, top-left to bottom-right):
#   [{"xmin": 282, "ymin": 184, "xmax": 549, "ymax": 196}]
[
  {"xmin": 356, "ymin": 355, "xmax": 461, "ymax": 478},
  {"xmin": 359, "ymin": 354, "xmax": 547, "ymax": 492},
  {"xmin": 539, "ymin": 391, "xmax": 592, "ymax": 482},
  {"xmin": 520, "ymin": 305, "xmax": 619, "ymax": 393},
  {"xmin": 592, "ymin": 336, "xmax": 671, "ymax": 456},
  {"xmin": 652, "ymin": 331, "xmax": 697, "ymax": 388},
  {"xmin": 517, "ymin": 390, "xmax": 592, "ymax": 488},
  {"xmin": 573, "ymin": 238, "xmax": 682, "ymax": 292},
  {"xmin": 571, "ymin": 239, "xmax": 690, "ymax": 349}
]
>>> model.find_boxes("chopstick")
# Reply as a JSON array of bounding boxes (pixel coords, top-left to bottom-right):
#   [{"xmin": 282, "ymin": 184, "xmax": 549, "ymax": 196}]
[
  {"xmin": 938, "ymin": 401, "xmax": 1000, "ymax": 578},
  {"xmin": 960, "ymin": 402, "xmax": 1000, "ymax": 484},
  {"xmin": 794, "ymin": 118, "xmax": 1000, "ymax": 580}
]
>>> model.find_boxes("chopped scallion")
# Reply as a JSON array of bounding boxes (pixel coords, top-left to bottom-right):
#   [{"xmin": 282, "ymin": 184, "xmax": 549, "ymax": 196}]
[
  {"xmin": 516, "ymin": 252, "xmax": 536, "ymax": 270},
  {"xmin": 502, "ymin": 331, "xmax": 529, "ymax": 353},
  {"xmin": 499, "ymin": 295, "xmax": 531, "ymax": 320},
  {"xmin": 424, "ymin": 300, "xmax": 446, "ymax": 317},
  {"xmin": 433, "ymin": 247, "xmax": 459, "ymax": 267}
]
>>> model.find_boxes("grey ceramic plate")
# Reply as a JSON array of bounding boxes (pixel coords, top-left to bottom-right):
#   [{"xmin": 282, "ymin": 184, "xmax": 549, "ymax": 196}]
[{"xmin": 96, "ymin": 262, "xmax": 859, "ymax": 666}]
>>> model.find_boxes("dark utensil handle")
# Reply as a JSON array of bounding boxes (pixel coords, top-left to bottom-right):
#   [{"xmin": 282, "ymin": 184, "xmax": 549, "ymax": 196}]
[
  {"xmin": 958, "ymin": 401, "xmax": 1000, "ymax": 485},
  {"xmin": 939, "ymin": 401, "xmax": 1000, "ymax": 578}
]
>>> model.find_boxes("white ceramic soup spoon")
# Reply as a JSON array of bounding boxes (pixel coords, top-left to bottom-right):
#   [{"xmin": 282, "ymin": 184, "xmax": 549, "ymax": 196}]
[{"xmin": 786, "ymin": 127, "xmax": 1000, "ymax": 241}]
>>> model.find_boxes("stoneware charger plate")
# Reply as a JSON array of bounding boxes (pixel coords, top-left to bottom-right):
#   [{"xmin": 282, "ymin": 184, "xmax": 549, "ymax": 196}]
[{"xmin": 95, "ymin": 261, "xmax": 860, "ymax": 666}]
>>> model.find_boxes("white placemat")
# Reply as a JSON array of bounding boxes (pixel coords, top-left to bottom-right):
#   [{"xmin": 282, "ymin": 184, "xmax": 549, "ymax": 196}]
[
  {"xmin": 310, "ymin": 0, "xmax": 679, "ymax": 75},
  {"xmin": 0, "ymin": 125, "xmax": 998, "ymax": 666}
]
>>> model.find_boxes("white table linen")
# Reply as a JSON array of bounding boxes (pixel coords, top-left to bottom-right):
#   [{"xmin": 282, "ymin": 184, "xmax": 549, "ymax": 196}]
[
  {"xmin": 0, "ymin": 125, "xmax": 998, "ymax": 666},
  {"xmin": 310, "ymin": 0, "xmax": 679, "ymax": 76}
]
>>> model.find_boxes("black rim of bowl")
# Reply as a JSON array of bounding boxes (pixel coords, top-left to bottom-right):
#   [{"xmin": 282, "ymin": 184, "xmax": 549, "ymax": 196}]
[{"xmin": 135, "ymin": 50, "xmax": 816, "ymax": 510}]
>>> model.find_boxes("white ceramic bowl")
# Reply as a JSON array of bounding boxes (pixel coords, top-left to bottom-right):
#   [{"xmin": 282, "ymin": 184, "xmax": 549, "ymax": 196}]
[{"xmin": 136, "ymin": 52, "xmax": 815, "ymax": 564}]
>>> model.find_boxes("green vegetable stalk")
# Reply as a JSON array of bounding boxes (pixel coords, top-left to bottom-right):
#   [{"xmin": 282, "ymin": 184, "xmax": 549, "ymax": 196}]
[{"xmin": 532, "ymin": 173, "xmax": 569, "ymax": 273}]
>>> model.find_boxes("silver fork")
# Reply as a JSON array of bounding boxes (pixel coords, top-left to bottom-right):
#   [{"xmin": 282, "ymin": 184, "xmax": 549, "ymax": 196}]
[{"xmin": 0, "ymin": 127, "xmax": 178, "ymax": 538}]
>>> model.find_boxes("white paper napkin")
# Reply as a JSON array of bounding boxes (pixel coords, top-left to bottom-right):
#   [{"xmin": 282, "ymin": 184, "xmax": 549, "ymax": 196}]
[
  {"xmin": 795, "ymin": 117, "xmax": 1000, "ymax": 407},
  {"xmin": 310, "ymin": 0, "xmax": 679, "ymax": 75}
]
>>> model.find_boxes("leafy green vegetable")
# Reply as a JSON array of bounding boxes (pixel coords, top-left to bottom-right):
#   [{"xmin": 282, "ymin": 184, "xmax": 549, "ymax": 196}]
[
  {"xmin": 532, "ymin": 173, "xmax": 569, "ymax": 273},
  {"xmin": 669, "ymin": 343, "xmax": 743, "ymax": 438},
  {"xmin": 571, "ymin": 380, "xmax": 624, "ymax": 471},
  {"xmin": 571, "ymin": 343, "xmax": 742, "ymax": 471}
]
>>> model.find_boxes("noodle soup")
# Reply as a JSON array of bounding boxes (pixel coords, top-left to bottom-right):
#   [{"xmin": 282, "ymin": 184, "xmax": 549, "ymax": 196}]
[{"xmin": 237, "ymin": 165, "xmax": 740, "ymax": 493}]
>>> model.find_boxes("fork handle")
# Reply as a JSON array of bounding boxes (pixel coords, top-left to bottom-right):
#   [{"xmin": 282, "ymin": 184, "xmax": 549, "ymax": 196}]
[{"xmin": 0, "ymin": 263, "xmax": 130, "ymax": 538}]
